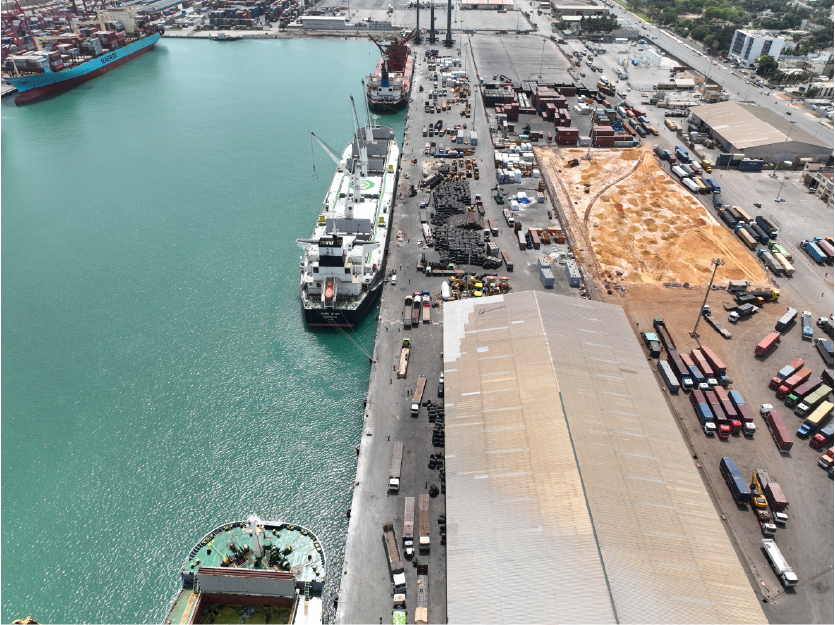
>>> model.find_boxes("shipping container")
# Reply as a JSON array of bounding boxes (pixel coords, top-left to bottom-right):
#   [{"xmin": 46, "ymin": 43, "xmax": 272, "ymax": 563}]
[
  {"xmin": 777, "ymin": 367, "xmax": 812, "ymax": 399},
  {"xmin": 501, "ymin": 250, "xmax": 513, "ymax": 271},
  {"xmin": 699, "ymin": 345, "xmax": 726, "ymax": 374},
  {"xmin": 756, "ymin": 331, "xmax": 781, "ymax": 356},
  {"xmin": 785, "ymin": 378, "xmax": 822, "ymax": 408},
  {"xmin": 705, "ymin": 389, "xmax": 727, "ymax": 424},
  {"xmin": 818, "ymin": 339, "xmax": 834, "ymax": 367},
  {"xmin": 658, "ymin": 360, "xmax": 680, "ymax": 393},
  {"xmin": 756, "ymin": 215, "xmax": 778, "ymax": 238},
  {"xmin": 764, "ymin": 482, "xmax": 788, "ymax": 511},
  {"xmin": 691, "ymin": 349, "xmax": 715, "ymax": 378},
  {"xmin": 794, "ymin": 384, "xmax": 832, "ymax": 417},
  {"xmin": 765, "ymin": 409, "xmax": 794, "ymax": 451},
  {"xmin": 720, "ymin": 456, "xmax": 751, "ymax": 504},
  {"xmin": 737, "ymin": 228, "xmax": 756, "ymax": 249}
]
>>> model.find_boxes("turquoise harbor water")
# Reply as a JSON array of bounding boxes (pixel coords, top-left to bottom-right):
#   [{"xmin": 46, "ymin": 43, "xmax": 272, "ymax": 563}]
[{"xmin": 1, "ymin": 37, "xmax": 405, "ymax": 623}]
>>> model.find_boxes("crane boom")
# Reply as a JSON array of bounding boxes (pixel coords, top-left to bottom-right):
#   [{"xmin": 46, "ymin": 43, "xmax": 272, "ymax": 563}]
[{"xmin": 309, "ymin": 131, "xmax": 346, "ymax": 171}]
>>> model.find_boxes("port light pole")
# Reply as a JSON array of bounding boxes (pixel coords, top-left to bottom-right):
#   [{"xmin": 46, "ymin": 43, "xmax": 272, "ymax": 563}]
[
  {"xmin": 770, "ymin": 119, "xmax": 795, "ymax": 180},
  {"xmin": 691, "ymin": 258, "xmax": 724, "ymax": 338}
]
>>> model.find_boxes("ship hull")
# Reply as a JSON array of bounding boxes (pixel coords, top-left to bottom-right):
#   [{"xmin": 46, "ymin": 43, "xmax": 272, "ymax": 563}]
[
  {"xmin": 302, "ymin": 284, "xmax": 382, "ymax": 328},
  {"xmin": 367, "ymin": 97, "xmax": 409, "ymax": 113},
  {"xmin": 9, "ymin": 32, "xmax": 160, "ymax": 103}
]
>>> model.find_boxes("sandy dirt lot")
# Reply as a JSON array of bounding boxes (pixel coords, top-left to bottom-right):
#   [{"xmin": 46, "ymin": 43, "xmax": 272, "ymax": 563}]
[{"xmin": 537, "ymin": 146, "xmax": 769, "ymax": 287}]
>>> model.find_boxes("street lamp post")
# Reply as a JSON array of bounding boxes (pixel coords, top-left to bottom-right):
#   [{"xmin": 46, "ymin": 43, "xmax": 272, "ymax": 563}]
[{"xmin": 691, "ymin": 258, "xmax": 724, "ymax": 338}]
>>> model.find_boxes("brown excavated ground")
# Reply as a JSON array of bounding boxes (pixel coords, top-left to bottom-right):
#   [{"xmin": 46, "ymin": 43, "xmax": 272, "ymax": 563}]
[{"xmin": 536, "ymin": 145, "xmax": 768, "ymax": 287}]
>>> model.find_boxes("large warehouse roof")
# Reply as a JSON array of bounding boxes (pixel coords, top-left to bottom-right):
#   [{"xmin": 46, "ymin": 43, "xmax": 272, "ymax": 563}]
[
  {"xmin": 690, "ymin": 101, "xmax": 829, "ymax": 150},
  {"xmin": 443, "ymin": 291, "xmax": 766, "ymax": 624}
]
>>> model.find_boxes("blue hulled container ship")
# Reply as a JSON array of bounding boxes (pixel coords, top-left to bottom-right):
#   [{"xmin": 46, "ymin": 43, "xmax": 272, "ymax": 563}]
[{"xmin": 5, "ymin": 24, "xmax": 162, "ymax": 104}]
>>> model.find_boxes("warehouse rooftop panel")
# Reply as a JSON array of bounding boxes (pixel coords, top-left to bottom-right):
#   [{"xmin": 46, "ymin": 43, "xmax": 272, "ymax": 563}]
[{"xmin": 442, "ymin": 291, "xmax": 767, "ymax": 624}]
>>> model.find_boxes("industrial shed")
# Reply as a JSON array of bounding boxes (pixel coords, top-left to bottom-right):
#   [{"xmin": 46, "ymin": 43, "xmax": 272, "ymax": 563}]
[
  {"xmin": 442, "ymin": 291, "xmax": 766, "ymax": 624},
  {"xmin": 689, "ymin": 101, "xmax": 831, "ymax": 163}
]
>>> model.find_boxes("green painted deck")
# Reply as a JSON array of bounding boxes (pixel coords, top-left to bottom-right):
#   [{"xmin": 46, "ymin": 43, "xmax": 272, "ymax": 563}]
[{"xmin": 187, "ymin": 524, "xmax": 324, "ymax": 584}]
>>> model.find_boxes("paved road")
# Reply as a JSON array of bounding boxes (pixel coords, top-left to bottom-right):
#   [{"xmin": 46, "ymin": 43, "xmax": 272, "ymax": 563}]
[{"xmin": 608, "ymin": 5, "xmax": 834, "ymax": 146}]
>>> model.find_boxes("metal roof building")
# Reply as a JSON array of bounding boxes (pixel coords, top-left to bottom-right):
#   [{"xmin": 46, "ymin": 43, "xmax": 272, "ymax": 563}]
[
  {"xmin": 442, "ymin": 291, "xmax": 766, "ymax": 624},
  {"xmin": 689, "ymin": 101, "xmax": 831, "ymax": 162}
]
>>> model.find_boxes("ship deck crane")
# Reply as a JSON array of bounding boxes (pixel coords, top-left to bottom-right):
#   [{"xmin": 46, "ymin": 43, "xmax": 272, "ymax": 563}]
[{"xmin": 309, "ymin": 130, "xmax": 362, "ymax": 214}]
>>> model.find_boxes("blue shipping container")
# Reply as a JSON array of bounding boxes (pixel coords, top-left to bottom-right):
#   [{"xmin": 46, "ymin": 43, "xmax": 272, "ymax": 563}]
[
  {"xmin": 705, "ymin": 178, "xmax": 720, "ymax": 194},
  {"xmin": 697, "ymin": 403, "xmax": 713, "ymax": 425},
  {"xmin": 720, "ymin": 456, "xmax": 751, "ymax": 504},
  {"xmin": 688, "ymin": 365, "xmax": 705, "ymax": 384},
  {"xmin": 728, "ymin": 390, "xmax": 745, "ymax": 407}
]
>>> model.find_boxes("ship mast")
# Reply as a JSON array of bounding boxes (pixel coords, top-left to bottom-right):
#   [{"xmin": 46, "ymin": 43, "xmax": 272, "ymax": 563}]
[
  {"xmin": 350, "ymin": 95, "xmax": 369, "ymax": 177},
  {"xmin": 309, "ymin": 129, "xmax": 361, "ymax": 217}
]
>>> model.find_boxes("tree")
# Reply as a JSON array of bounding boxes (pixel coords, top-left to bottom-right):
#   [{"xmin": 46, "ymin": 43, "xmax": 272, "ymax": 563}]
[
  {"xmin": 661, "ymin": 6, "xmax": 679, "ymax": 24},
  {"xmin": 756, "ymin": 55, "xmax": 778, "ymax": 77}
]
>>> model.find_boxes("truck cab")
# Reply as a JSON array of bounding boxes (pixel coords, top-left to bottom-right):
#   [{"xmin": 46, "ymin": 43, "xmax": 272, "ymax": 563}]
[
  {"xmin": 760, "ymin": 403, "xmax": 773, "ymax": 417},
  {"xmin": 743, "ymin": 422, "xmax": 756, "ymax": 437},
  {"xmin": 403, "ymin": 539, "xmax": 414, "ymax": 558},
  {"xmin": 718, "ymin": 424, "xmax": 731, "ymax": 439},
  {"xmin": 703, "ymin": 421, "xmax": 717, "ymax": 436}
]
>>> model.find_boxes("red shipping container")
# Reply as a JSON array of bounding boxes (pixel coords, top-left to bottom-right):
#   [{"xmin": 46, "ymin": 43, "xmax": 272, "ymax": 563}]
[
  {"xmin": 764, "ymin": 482, "xmax": 788, "ymax": 510},
  {"xmin": 766, "ymin": 409, "xmax": 793, "ymax": 451},
  {"xmin": 700, "ymin": 345, "xmax": 727, "ymax": 374}
]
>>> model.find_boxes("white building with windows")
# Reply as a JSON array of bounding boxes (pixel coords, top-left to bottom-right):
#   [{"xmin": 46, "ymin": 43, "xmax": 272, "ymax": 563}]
[{"xmin": 728, "ymin": 29, "xmax": 785, "ymax": 67}]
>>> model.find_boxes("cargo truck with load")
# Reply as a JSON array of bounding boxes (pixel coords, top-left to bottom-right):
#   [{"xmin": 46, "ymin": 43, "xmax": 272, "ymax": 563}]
[
  {"xmin": 818, "ymin": 339, "xmax": 834, "ymax": 367},
  {"xmin": 418, "ymin": 493, "xmax": 430, "ymax": 552},
  {"xmin": 796, "ymin": 385, "xmax": 832, "ymax": 416},
  {"xmin": 761, "ymin": 538, "xmax": 798, "ymax": 587},
  {"xmin": 764, "ymin": 481, "xmax": 788, "ymax": 512},
  {"xmin": 756, "ymin": 331, "xmax": 781, "ymax": 356},
  {"xmin": 801, "ymin": 240, "xmax": 826, "ymax": 264},
  {"xmin": 705, "ymin": 390, "xmax": 727, "ymax": 425},
  {"xmin": 699, "ymin": 345, "xmax": 726, "ymax": 374},
  {"xmin": 501, "ymin": 250, "xmax": 513, "ymax": 271},
  {"xmin": 775, "ymin": 307, "xmax": 798, "ymax": 332},
  {"xmin": 785, "ymin": 377, "xmax": 822, "ymax": 408},
  {"xmin": 728, "ymin": 303, "xmax": 757, "ymax": 323},
  {"xmin": 422, "ymin": 292, "xmax": 431, "ymax": 323},
  {"xmin": 814, "ymin": 237, "xmax": 835, "ymax": 265},
  {"xmin": 764, "ymin": 408, "xmax": 794, "ymax": 452},
  {"xmin": 811, "ymin": 422, "xmax": 835, "ymax": 449},
  {"xmin": 641, "ymin": 332, "xmax": 662, "ymax": 357},
  {"xmin": 403, "ymin": 497, "xmax": 415, "ymax": 558},
  {"xmin": 412, "ymin": 293, "xmax": 421, "ymax": 326},
  {"xmin": 404, "ymin": 296, "xmax": 413, "ymax": 329},
  {"xmin": 415, "ymin": 564, "xmax": 428, "ymax": 625},
  {"xmin": 389, "ymin": 441, "xmax": 404, "ymax": 492},
  {"xmin": 383, "ymin": 522, "xmax": 407, "ymax": 592},
  {"xmin": 720, "ymin": 456, "xmax": 751, "ymax": 504},
  {"xmin": 756, "ymin": 215, "xmax": 778, "ymax": 238},
  {"xmin": 772, "ymin": 252, "xmax": 794, "ymax": 276},
  {"xmin": 674, "ymin": 145, "xmax": 691, "ymax": 163},
  {"xmin": 657, "ymin": 360, "xmax": 680, "ymax": 393},
  {"xmin": 772, "ymin": 358, "xmax": 804, "ymax": 386},
  {"xmin": 797, "ymin": 401, "xmax": 833, "ymax": 438},
  {"xmin": 398, "ymin": 339, "xmax": 410, "ymax": 378},
  {"xmin": 411, "ymin": 376, "xmax": 427, "ymax": 417},
  {"xmin": 667, "ymin": 350, "xmax": 693, "ymax": 392},
  {"xmin": 681, "ymin": 352, "xmax": 706, "ymax": 385},
  {"xmin": 691, "ymin": 349, "xmax": 714, "ymax": 378},
  {"xmin": 776, "ymin": 367, "xmax": 812, "ymax": 399},
  {"xmin": 758, "ymin": 250, "xmax": 783, "ymax": 275}
]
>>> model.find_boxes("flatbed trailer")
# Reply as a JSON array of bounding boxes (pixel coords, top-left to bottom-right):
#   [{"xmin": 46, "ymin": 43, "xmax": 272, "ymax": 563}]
[
  {"xmin": 703, "ymin": 313, "xmax": 732, "ymax": 339},
  {"xmin": 383, "ymin": 523, "xmax": 407, "ymax": 592},
  {"xmin": 412, "ymin": 296, "xmax": 420, "ymax": 326},
  {"xmin": 389, "ymin": 441, "xmax": 404, "ymax": 492},
  {"xmin": 398, "ymin": 340, "xmax": 410, "ymax": 378},
  {"xmin": 404, "ymin": 296, "xmax": 413, "ymax": 329},
  {"xmin": 418, "ymin": 493, "xmax": 430, "ymax": 552},
  {"xmin": 404, "ymin": 497, "xmax": 415, "ymax": 542},
  {"xmin": 652, "ymin": 318, "xmax": 676, "ymax": 351},
  {"xmin": 416, "ymin": 564, "xmax": 429, "ymax": 625},
  {"xmin": 411, "ymin": 376, "xmax": 427, "ymax": 417}
]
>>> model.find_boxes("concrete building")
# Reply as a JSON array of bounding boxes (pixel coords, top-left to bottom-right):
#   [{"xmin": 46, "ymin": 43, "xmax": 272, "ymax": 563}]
[
  {"xmin": 728, "ymin": 29, "xmax": 785, "ymax": 67},
  {"xmin": 461, "ymin": 0, "xmax": 514, "ymax": 9},
  {"xmin": 442, "ymin": 291, "xmax": 767, "ymax": 624},
  {"xmin": 689, "ymin": 101, "xmax": 832, "ymax": 162},
  {"xmin": 803, "ymin": 163, "xmax": 835, "ymax": 207},
  {"xmin": 551, "ymin": 0, "xmax": 609, "ymax": 18},
  {"xmin": 299, "ymin": 16, "xmax": 347, "ymax": 29}
]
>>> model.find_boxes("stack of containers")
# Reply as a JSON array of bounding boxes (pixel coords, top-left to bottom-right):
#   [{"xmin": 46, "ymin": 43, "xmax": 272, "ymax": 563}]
[
  {"xmin": 592, "ymin": 126, "xmax": 614, "ymax": 148},
  {"xmin": 556, "ymin": 127, "xmax": 579, "ymax": 145},
  {"xmin": 564, "ymin": 259, "xmax": 581, "ymax": 286},
  {"xmin": 538, "ymin": 256, "xmax": 554, "ymax": 288}
]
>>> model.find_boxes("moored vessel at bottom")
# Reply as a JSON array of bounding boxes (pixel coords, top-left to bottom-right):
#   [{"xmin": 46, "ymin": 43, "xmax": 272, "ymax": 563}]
[{"xmin": 165, "ymin": 515, "xmax": 326, "ymax": 624}]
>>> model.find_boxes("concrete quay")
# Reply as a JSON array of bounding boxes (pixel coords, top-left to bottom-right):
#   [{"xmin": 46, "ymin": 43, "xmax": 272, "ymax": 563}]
[{"xmin": 336, "ymin": 35, "xmax": 581, "ymax": 625}]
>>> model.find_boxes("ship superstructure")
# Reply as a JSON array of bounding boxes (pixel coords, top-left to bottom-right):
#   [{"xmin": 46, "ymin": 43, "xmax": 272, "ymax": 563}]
[
  {"xmin": 365, "ymin": 30, "xmax": 416, "ymax": 113},
  {"xmin": 165, "ymin": 515, "xmax": 326, "ymax": 625},
  {"xmin": 299, "ymin": 108, "xmax": 399, "ymax": 328}
]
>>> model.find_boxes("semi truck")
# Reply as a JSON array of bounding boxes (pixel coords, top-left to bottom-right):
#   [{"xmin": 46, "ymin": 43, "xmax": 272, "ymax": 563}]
[
  {"xmin": 412, "ymin": 293, "xmax": 421, "ymax": 326},
  {"xmin": 756, "ymin": 215, "xmax": 778, "ymax": 238},
  {"xmin": 801, "ymin": 240, "xmax": 826, "ymax": 264},
  {"xmin": 403, "ymin": 497, "xmax": 415, "ymax": 558},
  {"xmin": 756, "ymin": 331, "xmax": 781, "ymax": 356},
  {"xmin": 418, "ymin": 493, "xmax": 430, "ymax": 552},
  {"xmin": 772, "ymin": 252, "xmax": 794, "ymax": 276},
  {"xmin": 691, "ymin": 349, "xmax": 715, "ymax": 378},
  {"xmin": 764, "ymin": 481, "xmax": 789, "ymax": 512},
  {"xmin": 690, "ymin": 389, "xmax": 714, "ymax": 426},
  {"xmin": 415, "ymin": 564, "xmax": 429, "ymax": 625},
  {"xmin": 398, "ymin": 339, "xmax": 410, "ymax": 378},
  {"xmin": 796, "ymin": 385, "xmax": 833, "ymax": 417},
  {"xmin": 785, "ymin": 377, "xmax": 822, "ymax": 408},
  {"xmin": 658, "ymin": 360, "xmax": 680, "ymax": 393},
  {"xmin": 501, "ymin": 250, "xmax": 513, "ymax": 271},
  {"xmin": 699, "ymin": 345, "xmax": 726, "ymax": 374},
  {"xmin": 422, "ymin": 293, "xmax": 431, "ymax": 323},
  {"xmin": 705, "ymin": 390, "xmax": 727, "ymax": 425},
  {"xmin": 797, "ymin": 400, "xmax": 834, "ymax": 438},
  {"xmin": 815, "ymin": 238, "xmax": 835, "ymax": 265},
  {"xmin": 765, "ymin": 408, "xmax": 794, "ymax": 452},
  {"xmin": 404, "ymin": 296, "xmax": 413, "ymax": 329},
  {"xmin": 818, "ymin": 339, "xmax": 834, "ymax": 367},
  {"xmin": 773, "ymin": 358, "xmax": 804, "ymax": 385},
  {"xmin": 761, "ymin": 539, "xmax": 798, "ymax": 587},
  {"xmin": 389, "ymin": 441, "xmax": 404, "ymax": 492},
  {"xmin": 776, "ymin": 367, "xmax": 812, "ymax": 399},
  {"xmin": 811, "ymin": 422, "xmax": 834, "ymax": 449},
  {"xmin": 759, "ymin": 250, "xmax": 783, "ymax": 275},
  {"xmin": 750, "ymin": 223, "xmax": 770, "ymax": 244},
  {"xmin": 775, "ymin": 307, "xmax": 798, "ymax": 332},
  {"xmin": 411, "ymin": 376, "xmax": 427, "ymax": 417},
  {"xmin": 383, "ymin": 522, "xmax": 407, "ymax": 592},
  {"xmin": 653, "ymin": 318, "xmax": 677, "ymax": 351},
  {"xmin": 667, "ymin": 350, "xmax": 694, "ymax": 392},
  {"xmin": 720, "ymin": 456, "xmax": 751, "ymax": 504},
  {"xmin": 641, "ymin": 332, "xmax": 662, "ymax": 357}
]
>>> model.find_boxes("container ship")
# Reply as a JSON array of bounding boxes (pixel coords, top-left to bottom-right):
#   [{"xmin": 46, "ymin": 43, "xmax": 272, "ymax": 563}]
[
  {"xmin": 164, "ymin": 515, "xmax": 326, "ymax": 625},
  {"xmin": 365, "ymin": 29, "xmax": 416, "ymax": 113},
  {"xmin": 3, "ymin": 13, "xmax": 162, "ymax": 104},
  {"xmin": 298, "ymin": 103, "xmax": 399, "ymax": 328}
]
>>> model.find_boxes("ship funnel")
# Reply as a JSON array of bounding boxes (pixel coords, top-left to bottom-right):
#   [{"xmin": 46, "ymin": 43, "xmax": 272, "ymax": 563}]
[{"xmin": 248, "ymin": 514, "xmax": 263, "ymax": 559}]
